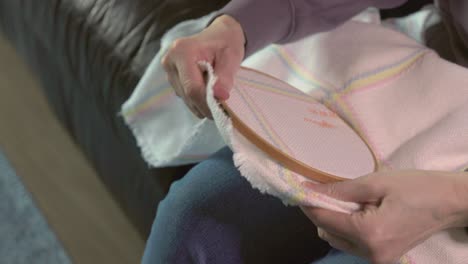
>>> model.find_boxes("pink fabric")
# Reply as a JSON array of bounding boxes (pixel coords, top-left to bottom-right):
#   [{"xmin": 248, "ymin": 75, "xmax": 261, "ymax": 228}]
[
  {"xmin": 207, "ymin": 17, "xmax": 468, "ymax": 264},
  {"xmin": 225, "ymin": 68, "xmax": 375, "ymax": 180}
]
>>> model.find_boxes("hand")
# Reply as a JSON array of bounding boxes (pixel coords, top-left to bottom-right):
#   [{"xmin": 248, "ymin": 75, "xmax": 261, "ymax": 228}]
[
  {"xmin": 162, "ymin": 15, "xmax": 245, "ymax": 119},
  {"xmin": 301, "ymin": 170, "xmax": 468, "ymax": 264}
]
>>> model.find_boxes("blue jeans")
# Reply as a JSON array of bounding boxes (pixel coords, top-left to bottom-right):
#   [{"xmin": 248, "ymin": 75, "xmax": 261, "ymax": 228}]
[{"xmin": 142, "ymin": 147, "xmax": 368, "ymax": 264}]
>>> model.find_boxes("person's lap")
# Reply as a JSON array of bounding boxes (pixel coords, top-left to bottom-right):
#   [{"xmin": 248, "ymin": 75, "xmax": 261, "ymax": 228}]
[{"xmin": 142, "ymin": 147, "xmax": 368, "ymax": 264}]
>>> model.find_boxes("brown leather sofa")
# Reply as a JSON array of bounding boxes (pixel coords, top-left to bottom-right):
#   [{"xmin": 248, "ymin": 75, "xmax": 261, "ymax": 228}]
[{"xmin": 0, "ymin": 0, "xmax": 431, "ymax": 238}]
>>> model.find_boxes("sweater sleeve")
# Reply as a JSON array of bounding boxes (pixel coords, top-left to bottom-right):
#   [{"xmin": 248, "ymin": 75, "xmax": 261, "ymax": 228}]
[{"xmin": 219, "ymin": 0, "xmax": 408, "ymax": 56}]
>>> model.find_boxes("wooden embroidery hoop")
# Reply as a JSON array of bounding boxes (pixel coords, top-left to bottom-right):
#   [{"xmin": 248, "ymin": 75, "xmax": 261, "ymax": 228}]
[{"xmin": 219, "ymin": 67, "xmax": 378, "ymax": 183}]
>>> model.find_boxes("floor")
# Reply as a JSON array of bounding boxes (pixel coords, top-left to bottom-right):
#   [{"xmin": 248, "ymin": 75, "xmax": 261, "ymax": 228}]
[{"xmin": 0, "ymin": 33, "xmax": 145, "ymax": 263}]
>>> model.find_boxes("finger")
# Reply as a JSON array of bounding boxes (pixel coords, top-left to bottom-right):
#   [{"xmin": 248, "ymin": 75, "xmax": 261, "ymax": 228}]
[
  {"xmin": 176, "ymin": 61, "xmax": 212, "ymax": 119},
  {"xmin": 301, "ymin": 206, "xmax": 358, "ymax": 239},
  {"xmin": 317, "ymin": 227, "xmax": 359, "ymax": 255},
  {"xmin": 302, "ymin": 176, "xmax": 385, "ymax": 203},
  {"xmin": 213, "ymin": 48, "xmax": 241, "ymax": 100},
  {"xmin": 161, "ymin": 53, "xmax": 172, "ymax": 72},
  {"xmin": 166, "ymin": 71, "xmax": 183, "ymax": 98},
  {"xmin": 170, "ymin": 72, "xmax": 204, "ymax": 119},
  {"xmin": 162, "ymin": 56, "xmax": 183, "ymax": 98},
  {"xmin": 187, "ymin": 101, "xmax": 204, "ymax": 119}
]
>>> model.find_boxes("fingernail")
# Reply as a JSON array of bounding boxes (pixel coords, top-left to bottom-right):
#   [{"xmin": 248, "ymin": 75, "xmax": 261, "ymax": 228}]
[
  {"xmin": 317, "ymin": 228, "xmax": 325, "ymax": 239},
  {"xmin": 301, "ymin": 181, "xmax": 317, "ymax": 190},
  {"xmin": 214, "ymin": 84, "xmax": 229, "ymax": 100}
]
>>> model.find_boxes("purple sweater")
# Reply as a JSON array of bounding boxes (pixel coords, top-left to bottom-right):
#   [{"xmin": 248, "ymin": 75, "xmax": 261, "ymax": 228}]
[{"xmin": 219, "ymin": 0, "xmax": 468, "ymax": 57}]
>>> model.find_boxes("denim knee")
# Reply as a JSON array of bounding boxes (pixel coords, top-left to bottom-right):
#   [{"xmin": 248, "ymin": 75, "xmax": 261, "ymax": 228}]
[
  {"xmin": 142, "ymin": 147, "xmax": 245, "ymax": 264},
  {"xmin": 142, "ymin": 147, "xmax": 330, "ymax": 264}
]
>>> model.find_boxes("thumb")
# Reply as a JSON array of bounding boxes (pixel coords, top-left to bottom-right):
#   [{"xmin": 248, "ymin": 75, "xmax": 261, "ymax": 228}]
[
  {"xmin": 303, "ymin": 176, "xmax": 385, "ymax": 203},
  {"xmin": 213, "ymin": 49, "xmax": 242, "ymax": 100}
]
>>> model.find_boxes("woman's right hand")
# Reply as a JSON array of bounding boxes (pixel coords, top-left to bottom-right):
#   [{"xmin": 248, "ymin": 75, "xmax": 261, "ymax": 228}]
[{"xmin": 162, "ymin": 15, "xmax": 245, "ymax": 119}]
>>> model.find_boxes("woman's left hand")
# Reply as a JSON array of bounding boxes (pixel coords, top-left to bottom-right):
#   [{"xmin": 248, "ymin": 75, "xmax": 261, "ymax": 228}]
[{"xmin": 301, "ymin": 170, "xmax": 468, "ymax": 264}]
